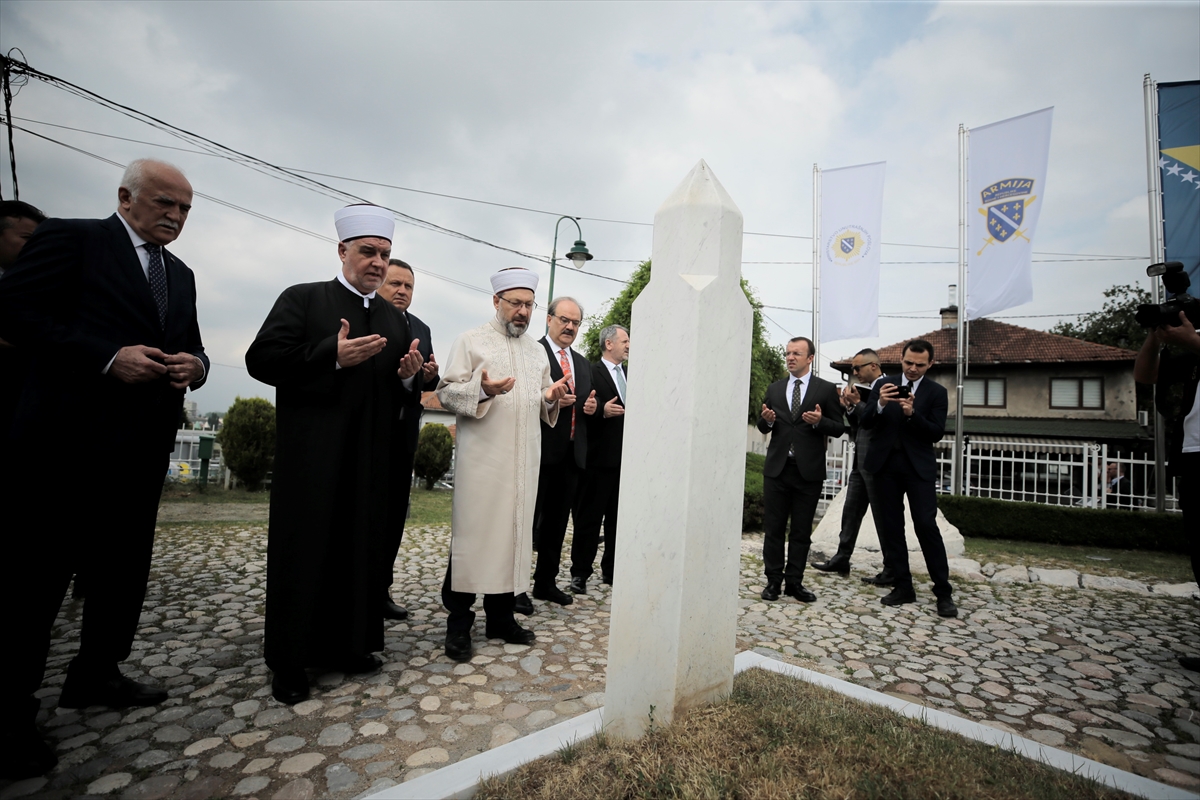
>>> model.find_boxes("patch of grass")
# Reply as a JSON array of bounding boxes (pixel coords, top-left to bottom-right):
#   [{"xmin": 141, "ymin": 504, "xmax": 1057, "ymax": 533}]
[
  {"xmin": 160, "ymin": 483, "xmax": 269, "ymax": 503},
  {"xmin": 407, "ymin": 487, "xmax": 453, "ymax": 527},
  {"xmin": 478, "ymin": 668, "xmax": 1131, "ymax": 800},
  {"xmin": 965, "ymin": 537, "xmax": 1194, "ymax": 584}
]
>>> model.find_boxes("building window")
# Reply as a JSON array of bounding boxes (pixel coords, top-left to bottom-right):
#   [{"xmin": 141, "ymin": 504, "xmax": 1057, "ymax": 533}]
[
  {"xmin": 1050, "ymin": 377, "xmax": 1103, "ymax": 409},
  {"xmin": 963, "ymin": 377, "xmax": 1006, "ymax": 407}
]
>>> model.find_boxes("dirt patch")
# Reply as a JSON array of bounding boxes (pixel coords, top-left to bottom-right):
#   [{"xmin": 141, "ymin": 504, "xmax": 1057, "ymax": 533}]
[{"xmin": 157, "ymin": 502, "xmax": 270, "ymax": 522}]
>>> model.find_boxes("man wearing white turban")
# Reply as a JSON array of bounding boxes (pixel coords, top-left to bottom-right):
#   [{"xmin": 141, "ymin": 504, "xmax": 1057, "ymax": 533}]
[
  {"xmin": 436, "ymin": 267, "xmax": 570, "ymax": 661},
  {"xmin": 246, "ymin": 204, "xmax": 426, "ymax": 704}
]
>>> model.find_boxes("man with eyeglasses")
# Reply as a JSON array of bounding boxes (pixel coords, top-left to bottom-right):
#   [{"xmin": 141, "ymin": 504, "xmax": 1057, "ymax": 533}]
[
  {"xmin": 813, "ymin": 349, "xmax": 890, "ymax": 581},
  {"xmin": 436, "ymin": 268, "xmax": 570, "ymax": 662},
  {"xmin": 514, "ymin": 298, "xmax": 599, "ymax": 615}
]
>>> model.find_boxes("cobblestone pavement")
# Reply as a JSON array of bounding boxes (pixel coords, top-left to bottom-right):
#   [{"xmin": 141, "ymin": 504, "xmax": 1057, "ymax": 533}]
[{"xmin": 1, "ymin": 522, "xmax": 1197, "ymax": 799}]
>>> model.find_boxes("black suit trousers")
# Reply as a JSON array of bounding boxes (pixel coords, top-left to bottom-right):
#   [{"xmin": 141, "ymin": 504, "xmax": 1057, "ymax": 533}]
[
  {"xmin": 532, "ymin": 444, "xmax": 580, "ymax": 589},
  {"xmin": 835, "ymin": 465, "xmax": 887, "ymax": 567},
  {"xmin": 571, "ymin": 466, "xmax": 620, "ymax": 581},
  {"xmin": 440, "ymin": 564, "xmax": 515, "ymax": 634},
  {"xmin": 762, "ymin": 460, "xmax": 822, "ymax": 585},
  {"xmin": 1, "ymin": 441, "xmax": 167, "ymax": 727},
  {"xmin": 379, "ymin": 450, "xmax": 417, "ymax": 600},
  {"xmin": 872, "ymin": 448, "xmax": 952, "ymax": 598}
]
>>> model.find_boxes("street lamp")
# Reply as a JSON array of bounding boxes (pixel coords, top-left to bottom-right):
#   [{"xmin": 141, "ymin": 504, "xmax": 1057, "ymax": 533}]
[{"xmin": 546, "ymin": 215, "xmax": 592, "ymax": 332}]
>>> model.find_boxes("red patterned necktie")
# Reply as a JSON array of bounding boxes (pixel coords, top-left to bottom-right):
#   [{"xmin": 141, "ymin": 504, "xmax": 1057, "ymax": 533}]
[{"xmin": 559, "ymin": 349, "xmax": 575, "ymax": 439}]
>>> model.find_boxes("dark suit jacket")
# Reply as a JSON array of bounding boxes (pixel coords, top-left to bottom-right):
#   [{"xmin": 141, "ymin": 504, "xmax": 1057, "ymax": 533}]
[
  {"xmin": 756, "ymin": 374, "xmax": 846, "ymax": 480},
  {"xmin": 585, "ymin": 358, "xmax": 625, "ymax": 471},
  {"xmin": 858, "ymin": 375, "xmax": 947, "ymax": 482},
  {"xmin": 391, "ymin": 309, "xmax": 435, "ymax": 457},
  {"xmin": 539, "ymin": 338, "xmax": 591, "ymax": 469},
  {"xmin": 845, "ymin": 378, "xmax": 882, "ymax": 469},
  {"xmin": 0, "ymin": 214, "xmax": 207, "ymax": 452}
]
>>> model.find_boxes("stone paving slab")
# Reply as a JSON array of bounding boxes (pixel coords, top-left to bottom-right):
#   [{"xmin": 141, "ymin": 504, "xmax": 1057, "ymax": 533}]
[{"xmin": 1, "ymin": 522, "xmax": 1197, "ymax": 799}]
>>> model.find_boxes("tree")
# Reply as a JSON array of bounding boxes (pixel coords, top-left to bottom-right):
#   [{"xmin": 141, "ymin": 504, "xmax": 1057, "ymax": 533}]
[
  {"xmin": 580, "ymin": 260, "xmax": 785, "ymax": 422},
  {"xmin": 217, "ymin": 397, "xmax": 276, "ymax": 491},
  {"xmin": 1049, "ymin": 283, "xmax": 1150, "ymax": 351},
  {"xmin": 414, "ymin": 423, "xmax": 454, "ymax": 490},
  {"xmin": 206, "ymin": 411, "xmax": 221, "ymax": 430}
]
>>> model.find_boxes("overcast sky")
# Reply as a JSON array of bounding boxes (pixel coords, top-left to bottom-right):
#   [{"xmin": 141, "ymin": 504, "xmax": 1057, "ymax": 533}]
[{"xmin": 1, "ymin": 1, "xmax": 1197, "ymax": 413}]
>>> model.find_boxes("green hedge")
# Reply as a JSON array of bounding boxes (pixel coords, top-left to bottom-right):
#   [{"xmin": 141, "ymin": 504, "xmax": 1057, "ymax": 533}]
[
  {"xmin": 937, "ymin": 494, "xmax": 1187, "ymax": 554},
  {"xmin": 744, "ymin": 453, "xmax": 765, "ymax": 531}
]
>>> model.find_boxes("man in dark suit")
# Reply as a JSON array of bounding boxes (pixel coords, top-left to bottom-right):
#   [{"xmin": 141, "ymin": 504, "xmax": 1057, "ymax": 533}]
[
  {"xmin": 858, "ymin": 339, "xmax": 956, "ymax": 617},
  {"xmin": 376, "ymin": 258, "xmax": 438, "ymax": 620},
  {"xmin": 0, "ymin": 200, "xmax": 47, "ymax": 440},
  {"xmin": 570, "ymin": 324, "xmax": 629, "ymax": 594},
  {"xmin": 515, "ymin": 297, "xmax": 598, "ymax": 615},
  {"xmin": 0, "ymin": 160, "xmax": 208, "ymax": 779},
  {"xmin": 813, "ymin": 348, "xmax": 887, "ymax": 579},
  {"xmin": 756, "ymin": 337, "xmax": 846, "ymax": 602}
]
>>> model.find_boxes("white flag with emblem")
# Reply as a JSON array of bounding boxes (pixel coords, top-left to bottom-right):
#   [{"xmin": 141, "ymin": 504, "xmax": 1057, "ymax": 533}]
[
  {"xmin": 819, "ymin": 161, "xmax": 885, "ymax": 343},
  {"xmin": 966, "ymin": 107, "xmax": 1053, "ymax": 320}
]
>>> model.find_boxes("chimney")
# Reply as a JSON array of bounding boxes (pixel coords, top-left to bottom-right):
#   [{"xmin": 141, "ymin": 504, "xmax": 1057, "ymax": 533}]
[{"xmin": 940, "ymin": 284, "xmax": 959, "ymax": 329}]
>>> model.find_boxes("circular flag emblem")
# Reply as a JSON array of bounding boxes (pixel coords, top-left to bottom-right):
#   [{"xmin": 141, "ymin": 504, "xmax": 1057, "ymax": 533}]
[{"xmin": 826, "ymin": 225, "xmax": 872, "ymax": 266}]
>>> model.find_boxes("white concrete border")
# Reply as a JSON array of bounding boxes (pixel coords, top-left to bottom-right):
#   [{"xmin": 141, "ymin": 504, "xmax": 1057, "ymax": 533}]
[{"xmin": 367, "ymin": 650, "xmax": 1198, "ymax": 800}]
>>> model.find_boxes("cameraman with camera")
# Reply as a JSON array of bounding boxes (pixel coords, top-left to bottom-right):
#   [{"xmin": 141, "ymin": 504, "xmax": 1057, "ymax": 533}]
[{"xmin": 1133, "ymin": 261, "xmax": 1200, "ymax": 673}]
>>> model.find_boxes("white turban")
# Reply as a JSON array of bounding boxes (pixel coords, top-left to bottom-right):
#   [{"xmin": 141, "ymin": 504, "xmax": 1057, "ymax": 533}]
[
  {"xmin": 490, "ymin": 267, "xmax": 539, "ymax": 294},
  {"xmin": 334, "ymin": 204, "xmax": 394, "ymax": 242}
]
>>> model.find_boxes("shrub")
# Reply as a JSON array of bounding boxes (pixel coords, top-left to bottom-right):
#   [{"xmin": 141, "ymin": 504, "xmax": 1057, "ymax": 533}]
[
  {"xmin": 937, "ymin": 494, "xmax": 1187, "ymax": 554},
  {"xmin": 743, "ymin": 452, "xmax": 766, "ymax": 531},
  {"xmin": 414, "ymin": 424, "xmax": 454, "ymax": 490},
  {"xmin": 216, "ymin": 397, "xmax": 276, "ymax": 491}
]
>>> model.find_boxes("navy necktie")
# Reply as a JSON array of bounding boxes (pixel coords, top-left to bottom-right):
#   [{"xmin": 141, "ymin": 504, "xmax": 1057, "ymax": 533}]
[{"xmin": 144, "ymin": 243, "xmax": 168, "ymax": 328}]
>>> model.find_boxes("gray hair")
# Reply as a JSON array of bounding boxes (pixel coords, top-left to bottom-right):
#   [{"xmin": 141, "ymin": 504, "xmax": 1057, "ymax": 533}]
[
  {"xmin": 599, "ymin": 324, "xmax": 628, "ymax": 351},
  {"xmin": 120, "ymin": 159, "xmax": 185, "ymax": 199},
  {"xmin": 548, "ymin": 296, "xmax": 583, "ymax": 317}
]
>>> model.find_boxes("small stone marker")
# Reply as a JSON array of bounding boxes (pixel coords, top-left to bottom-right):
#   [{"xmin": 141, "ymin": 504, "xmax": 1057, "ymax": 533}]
[{"xmin": 604, "ymin": 160, "xmax": 752, "ymax": 739}]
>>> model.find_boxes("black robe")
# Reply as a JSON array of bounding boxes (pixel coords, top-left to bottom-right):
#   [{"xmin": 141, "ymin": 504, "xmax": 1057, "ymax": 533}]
[{"xmin": 246, "ymin": 278, "xmax": 412, "ymax": 669}]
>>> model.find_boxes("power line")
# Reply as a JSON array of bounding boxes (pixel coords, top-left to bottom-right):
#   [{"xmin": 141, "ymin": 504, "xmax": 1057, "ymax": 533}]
[{"xmin": 6, "ymin": 110, "xmax": 1150, "ymax": 262}]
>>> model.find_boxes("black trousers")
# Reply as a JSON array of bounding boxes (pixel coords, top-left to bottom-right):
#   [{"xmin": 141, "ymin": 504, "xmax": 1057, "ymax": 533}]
[
  {"xmin": 872, "ymin": 447, "xmax": 952, "ymax": 599},
  {"xmin": 532, "ymin": 446, "xmax": 580, "ymax": 590},
  {"xmin": 1, "ymin": 443, "xmax": 167, "ymax": 729},
  {"xmin": 379, "ymin": 450, "xmax": 416, "ymax": 601},
  {"xmin": 571, "ymin": 466, "xmax": 620, "ymax": 581},
  {"xmin": 762, "ymin": 459, "xmax": 822, "ymax": 586},
  {"xmin": 440, "ymin": 564, "xmax": 516, "ymax": 634}
]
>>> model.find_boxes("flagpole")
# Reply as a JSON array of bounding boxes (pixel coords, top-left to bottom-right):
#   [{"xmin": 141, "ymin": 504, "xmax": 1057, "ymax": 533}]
[
  {"xmin": 953, "ymin": 124, "xmax": 968, "ymax": 496},
  {"xmin": 812, "ymin": 163, "xmax": 821, "ymax": 377},
  {"xmin": 1143, "ymin": 73, "xmax": 1167, "ymax": 513}
]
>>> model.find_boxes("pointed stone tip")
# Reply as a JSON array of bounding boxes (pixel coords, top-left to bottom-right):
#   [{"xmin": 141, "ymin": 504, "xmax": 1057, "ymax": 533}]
[{"xmin": 658, "ymin": 158, "xmax": 740, "ymax": 218}]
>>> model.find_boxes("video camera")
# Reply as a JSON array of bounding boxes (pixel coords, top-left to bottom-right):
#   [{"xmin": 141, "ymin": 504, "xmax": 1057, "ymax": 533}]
[{"xmin": 1135, "ymin": 261, "xmax": 1200, "ymax": 328}]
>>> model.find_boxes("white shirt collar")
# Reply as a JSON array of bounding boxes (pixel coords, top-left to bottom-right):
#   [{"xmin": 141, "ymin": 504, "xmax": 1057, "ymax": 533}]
[
  {"xmin": 904, "ymin": 375, "xmax": 925, "ymax": 392},
  {"xmin": 544, "ymin": 335, "xmax": 573, "ymax": 355},
  {"xmin": 336, "ymin": 271, "xmax": 376, "ymax": 307},
  {"xmin": 116, "ymin": 212, "xmax": 148, "ymax": 249}
]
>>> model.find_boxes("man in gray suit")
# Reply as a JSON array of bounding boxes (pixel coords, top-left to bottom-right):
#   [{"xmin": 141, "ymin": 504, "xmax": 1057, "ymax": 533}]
[{"xmin": 812, "ymin": 349, "xmax": 890, "ymax": 582}]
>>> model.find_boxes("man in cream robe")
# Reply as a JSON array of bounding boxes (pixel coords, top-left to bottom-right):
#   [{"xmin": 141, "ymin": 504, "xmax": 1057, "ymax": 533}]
[{"xmin": 437, "ymin": 267, "xmax": 569, "ymax": 662}]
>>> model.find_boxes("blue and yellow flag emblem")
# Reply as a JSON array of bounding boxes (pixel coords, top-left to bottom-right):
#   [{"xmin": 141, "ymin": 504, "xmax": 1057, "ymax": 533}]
[
  {"xmin": 826, "ymin": 225, "xmax": 871, "ymax": 266},
  {"xmin": 977, "ymin": 178, "xmax": 1037, "ymax": 255}
]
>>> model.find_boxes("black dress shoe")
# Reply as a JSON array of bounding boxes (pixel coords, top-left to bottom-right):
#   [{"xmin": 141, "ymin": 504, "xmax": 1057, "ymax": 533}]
[
  {"xmin": 513, "ymin": 593, "xmax": 534, "ymax": 616},
  {"xmin": 812, "ymin": 555, "xmax": 851, "ymax": 576},
  {"xmin": 445, "ymin": 630, "xmax": 473, "ymax": 663},
  {"xmin": 861, "ymin": 571, "xmax": 896, "ymax": 586},
  {"xmin": 880, "ymin": 587, "xmax": 917, "ymax": 606},
  {"xmin": 761, "ymin": 582, "xmax": 781, "ymax": 601},
  {"xmin": 0, "ymin": 727, "xmax": 58, "ymax": 779},
  {"xmin": 533, "ymin": 585, "xmax": 573, "ymax": 606},
  {"xmin": 569, "ymin": 577, "xmax": 587, "ymax": 594},
  {"xmin": 59, "ymin": 674, "xmax": 167, "ymax": 709},
  {"xmin": 271, "ymin": 669, "xmax": 310, "ymax": 705},
  {"xmin": 340, "ymin": 653, "xmax": 383, "ymax": 674},
  {"xmin": 600, "ymin": 574, "xmax": 613, "ymax": 586},
  {"xmin": 485, "ymin": 622, "xmax": 537, "ymax": 645},
  {"xmin": 784, "ymin": 584, "xmax": 817, "ymax": 602},
  {"xmin": 936, "ymin": 598, "xmax": 958, "ymax": 618},
  {"xmin": 1179, "ymin": 656, "xmax": 1200, "ymax": 672},
  {"xmin": 383, "ymin": 599, "xmax": 409, "ymax": 620}
]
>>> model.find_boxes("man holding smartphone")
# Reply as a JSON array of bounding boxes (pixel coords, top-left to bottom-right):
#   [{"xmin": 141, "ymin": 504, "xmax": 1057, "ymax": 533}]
[{"xmin": 858, "ymin": 339, "xmax": 956, "ymax": 617}]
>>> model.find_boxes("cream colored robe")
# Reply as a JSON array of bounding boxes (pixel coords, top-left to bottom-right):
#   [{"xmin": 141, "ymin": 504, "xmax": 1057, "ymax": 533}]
[{"xmin": 437, "ymin": 317, "xmax": 558, "ymax": 594}]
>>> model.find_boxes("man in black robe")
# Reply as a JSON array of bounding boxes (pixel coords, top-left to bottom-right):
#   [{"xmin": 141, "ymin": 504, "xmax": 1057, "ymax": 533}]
[{"xmin": 246, "ymin": 204, "xmax": 424, "ymax": 704}]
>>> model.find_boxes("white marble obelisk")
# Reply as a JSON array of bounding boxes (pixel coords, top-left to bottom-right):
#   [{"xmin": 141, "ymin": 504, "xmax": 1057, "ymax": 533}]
[{"xmin": 603, "ymin": 160, "xmax": 752, "ymax": 739}]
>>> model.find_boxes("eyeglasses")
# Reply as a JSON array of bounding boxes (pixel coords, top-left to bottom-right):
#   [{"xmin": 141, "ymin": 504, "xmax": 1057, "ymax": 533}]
[
  {"xmin": 551, "ymin": 315, "xmax": 582, "ymax": 328},
  {"xmin": 851, "ymin": 362, "xmax": 879, "ymax": 372},
  {"xmin": 499, "ymin": 297, "xmax": 535, "ymax": 311}
]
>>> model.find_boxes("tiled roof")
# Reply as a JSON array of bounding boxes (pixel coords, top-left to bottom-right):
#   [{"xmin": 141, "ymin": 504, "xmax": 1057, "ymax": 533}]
[
  {"xmin": 942, "ymin": 416, "xmax": 1148, "ymax": 440},
  {"xmin": 830, "ymin": 318, "xmax": 1136, "ymax": 368},
  {"xmin": 421, "ymin": 391, "xmax": 445, "ymax": 411}
]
